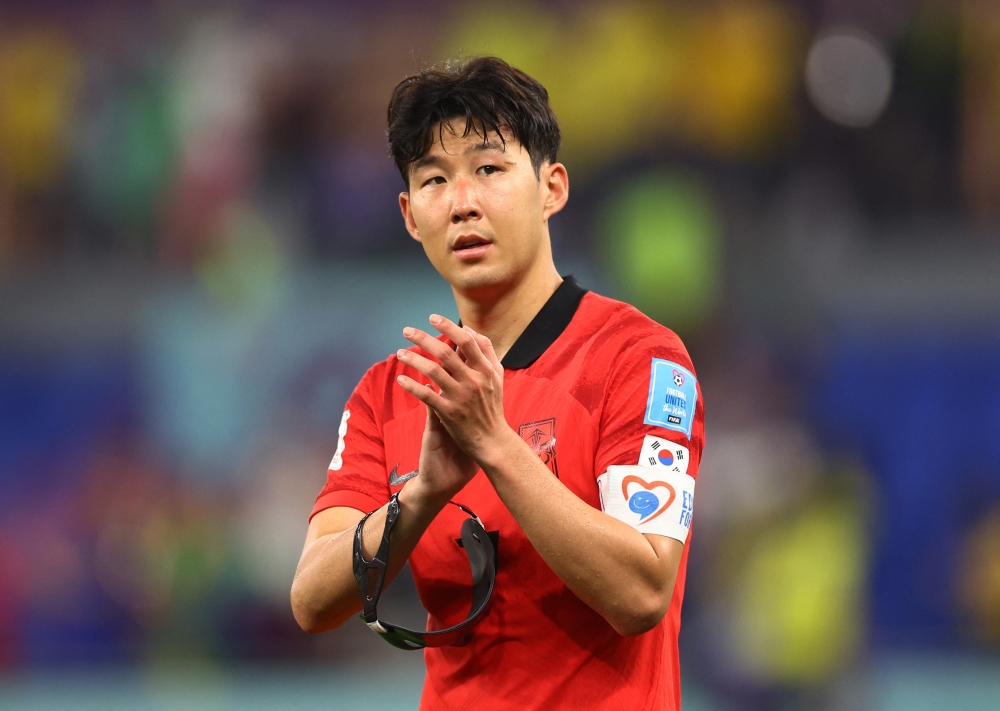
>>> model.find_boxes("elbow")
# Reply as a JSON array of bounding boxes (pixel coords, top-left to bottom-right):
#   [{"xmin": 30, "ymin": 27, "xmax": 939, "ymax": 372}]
[
  {"xmin": 609, "ymin": 587, "xmax": 673, "ymax": 637},
  {"xmin": 290, "ymin": 587, "xmax": 318, "ymax": 634},
  {"xmin": 290, "ymin": 580, "xmax": 334, "ymax": 635},
  {"xmin": 612, "ymin": 606, "xmax": 667, "ymax": 637},
  {"xmin": 612, "ymin": 558, "xmax": 680, "ymax": 636},
  {"xmin": 293, "ymin": 610, "xmax": 324, "ymax": 636}
]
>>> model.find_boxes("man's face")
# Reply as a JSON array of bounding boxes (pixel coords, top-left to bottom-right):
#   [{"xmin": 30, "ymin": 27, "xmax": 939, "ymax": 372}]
[{"xmin": 399, "ymin": 122, "xmax": 567, "ymax": 294}]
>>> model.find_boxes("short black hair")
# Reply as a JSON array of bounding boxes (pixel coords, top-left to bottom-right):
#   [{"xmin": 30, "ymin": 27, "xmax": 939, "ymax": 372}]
[{"xmin": 387, "ymin": 56, "xmax": 561, "ymax": 186}]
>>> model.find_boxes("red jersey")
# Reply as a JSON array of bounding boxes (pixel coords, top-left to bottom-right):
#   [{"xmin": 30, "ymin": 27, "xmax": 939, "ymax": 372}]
[{"xmin": 312, "ymin": 277, "xmax": 705, "ymax": 711}]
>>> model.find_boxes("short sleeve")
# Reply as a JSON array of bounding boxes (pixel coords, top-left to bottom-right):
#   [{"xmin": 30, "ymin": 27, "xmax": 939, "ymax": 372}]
[
  {"xmin": 594, "ymin": 334, "xmax": 705, "ymax": 480},
  {"xmin": 310, "ymin": 366, "xmax": 391, "ymax": 520}
]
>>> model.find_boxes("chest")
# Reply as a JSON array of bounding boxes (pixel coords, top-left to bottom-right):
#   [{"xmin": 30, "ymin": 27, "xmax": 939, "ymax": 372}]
[
  {"xmin": 381, "ymin": 371, "xmax": 601, "ymax": 513},
  {"xmin": 382, "ymin": 372, "xmax": 602, "ymax": 621}
]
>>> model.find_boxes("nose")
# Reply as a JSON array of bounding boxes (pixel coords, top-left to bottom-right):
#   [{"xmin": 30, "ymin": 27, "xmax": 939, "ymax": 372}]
[{"xmin": 450, "ymin": 177, "xmax": 480, "ymax": 224}]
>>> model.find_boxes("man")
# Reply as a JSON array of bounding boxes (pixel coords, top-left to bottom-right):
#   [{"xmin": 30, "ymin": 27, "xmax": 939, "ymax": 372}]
[{"xmin": 291, "ymin": 56, "xmax": 704, "ymax": 710}]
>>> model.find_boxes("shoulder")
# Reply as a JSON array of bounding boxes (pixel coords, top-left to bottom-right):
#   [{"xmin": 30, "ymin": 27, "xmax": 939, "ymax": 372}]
[
  {"xmin": 579, "ymin": 293, "xmax": 704, "ymax": 445},
  {"xmin": 352, "ymin": 357, "xmax": 393, "ymax": 399},
  {"xmin": 576, "ymin": 291, "xmax": 694, "ymax": 373},
  {"xmin": 348, "ymin": 336, "xmax": 448, "ymax": 419}
]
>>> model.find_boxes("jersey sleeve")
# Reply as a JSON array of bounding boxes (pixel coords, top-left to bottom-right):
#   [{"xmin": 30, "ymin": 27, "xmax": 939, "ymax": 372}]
[
  {"xmin": 595, "ymin": 334, "xmax": 705, "ymax": 475},
  {"xmin": 593, "ymin": 333, "xmax": 705, "ymax": 542},
  {"xmin": 310, "ymin": 365, "xmax": 391, "ymax": 520}
]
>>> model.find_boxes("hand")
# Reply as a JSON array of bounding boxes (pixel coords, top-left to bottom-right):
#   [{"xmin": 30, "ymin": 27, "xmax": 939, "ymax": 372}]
[
  {"xmin": 407, "ymin": 389, "xmax": 480, "ymax": 505},
  {"xmin": 395, "ymin": 314, "xmax": 509, "ymax": 466}
]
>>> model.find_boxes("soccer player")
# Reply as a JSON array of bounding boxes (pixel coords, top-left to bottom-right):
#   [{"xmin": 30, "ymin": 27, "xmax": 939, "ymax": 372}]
[{"xmin": 291, "ymin": 57, "xmax": 705, "ymax": 710}]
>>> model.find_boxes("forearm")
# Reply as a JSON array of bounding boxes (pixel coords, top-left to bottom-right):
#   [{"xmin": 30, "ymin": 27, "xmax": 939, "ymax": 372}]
[
  {"xmin": 290, "ymin": 480, "xmax": 445, "ymax": 633},
  {"xmin": 480, "ymin": 429, "xmax": 679, "ymax": 635}
]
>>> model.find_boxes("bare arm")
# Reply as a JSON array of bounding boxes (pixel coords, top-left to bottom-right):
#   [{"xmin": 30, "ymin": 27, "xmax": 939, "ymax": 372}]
[
  {"xmin": 290, "ymin": 479, "xmax": 444, "ymax": 633},
  {"xmin": 397, "ymin": 316, "xmax": 684, "ymax": 636},
  {"xmin": 478, "ymin": 430, "xmax": 683, "ymax": 635}
]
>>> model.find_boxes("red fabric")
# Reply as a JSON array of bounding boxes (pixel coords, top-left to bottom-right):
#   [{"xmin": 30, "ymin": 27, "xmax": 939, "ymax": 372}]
[{"xmin": 312, "ymin": 292, "xmax": 705, "ymax": 711}]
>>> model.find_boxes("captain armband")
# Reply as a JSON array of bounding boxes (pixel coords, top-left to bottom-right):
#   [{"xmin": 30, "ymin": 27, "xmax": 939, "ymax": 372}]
[{"xmin": 596, "ymin": 464, "xmax": 696, "ymax": 544}]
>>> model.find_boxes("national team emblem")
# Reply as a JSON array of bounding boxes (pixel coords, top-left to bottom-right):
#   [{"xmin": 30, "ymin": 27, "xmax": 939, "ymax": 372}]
[
  {"xmin": 672, "ymin": 370, "xmax": 685, "ymax": 387},
  {"xmin": 621, "ymin": 475, "xmax": 675, "ymax": 524},
  {"xmin": 518, "ymin": 418, "xmax": 558, "ymax": 477}
]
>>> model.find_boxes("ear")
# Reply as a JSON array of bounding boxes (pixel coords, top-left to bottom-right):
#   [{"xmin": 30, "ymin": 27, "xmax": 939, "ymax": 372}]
[
  {"xmin": 399, "ymin": 191, "xmax": 422, "ymax": 243},
  {"xmin": 540, "ymin": 162, "xmax": 569, "ymax": 221}
]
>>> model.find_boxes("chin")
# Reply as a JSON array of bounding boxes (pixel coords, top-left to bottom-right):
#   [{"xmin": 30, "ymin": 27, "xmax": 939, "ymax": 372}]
[{"xmin": 446, "ymin": 263, "xmax": 514, "ymax": 294}]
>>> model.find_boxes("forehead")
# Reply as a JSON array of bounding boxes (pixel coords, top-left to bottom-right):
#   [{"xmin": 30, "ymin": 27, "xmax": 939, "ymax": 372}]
[{"xmin": 417, "ymin": 120, "xmax": 526, "ymax": 162}]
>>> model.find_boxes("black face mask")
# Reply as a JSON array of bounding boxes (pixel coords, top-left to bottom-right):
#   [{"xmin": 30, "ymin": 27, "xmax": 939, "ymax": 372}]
[{"xmin": 353, "ymin": 493, "xmax": 497, "ymax": 650}]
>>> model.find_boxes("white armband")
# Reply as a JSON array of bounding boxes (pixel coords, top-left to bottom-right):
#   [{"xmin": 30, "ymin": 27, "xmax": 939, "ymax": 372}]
[{"xmin": 597, "ymin": 464, "xmax": 695, "ymax": 544}]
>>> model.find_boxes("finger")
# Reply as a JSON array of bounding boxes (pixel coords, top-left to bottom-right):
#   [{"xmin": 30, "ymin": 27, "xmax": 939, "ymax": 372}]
[
  {"xmin": 467, "ymin": 327, "xmax": 503, "ymax": 376},
  {"xmin": 396, "ymin": 349, "xmax": 459, "ymax": 395},
  {"xmin": 424, "ymin": 388, "xmax": 444, "ymax": 432},
  {"xmin": 402, "ymin": 326, "xmax": 466, "ymax": 376},
  {"xmin": 396, "ymin": 373, "xmax": 449, "ymax": 411},
  {"xmin": 430, "ymin": 314, "xmax": 492, "ymax": 373}
]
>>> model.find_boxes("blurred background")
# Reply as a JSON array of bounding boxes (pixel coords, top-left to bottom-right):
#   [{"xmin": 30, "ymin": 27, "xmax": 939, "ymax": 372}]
[{"xmin": 1, "ymin": 0, "xmax": 999, "ymax": 709}]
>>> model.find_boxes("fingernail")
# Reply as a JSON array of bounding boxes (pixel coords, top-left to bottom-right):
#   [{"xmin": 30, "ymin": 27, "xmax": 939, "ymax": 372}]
[
  {"xmin": 397, "ymin": 349, "xmax": 406, "ymax": 359},
  {"xmin": 397, "ymin": 375, "xmax": 405, "ymax": 384},
  {"xmin": 429, "ymin": 314, "xmax": 441, "ymax": 325},
  {"xmin": 403, "ymin": 327, "xmax": 414, "ymax": 337}
]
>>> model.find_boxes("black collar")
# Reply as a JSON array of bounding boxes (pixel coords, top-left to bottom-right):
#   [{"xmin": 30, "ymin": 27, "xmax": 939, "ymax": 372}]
[{"xmin": 501, "ymin": 276, "xmax": 588, "ymax": 369}]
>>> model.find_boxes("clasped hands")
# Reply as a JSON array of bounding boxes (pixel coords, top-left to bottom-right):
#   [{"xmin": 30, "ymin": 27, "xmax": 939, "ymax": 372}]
[{"xmin": 395, "ymin": 314, "xmax": 513, "ymax": 500}]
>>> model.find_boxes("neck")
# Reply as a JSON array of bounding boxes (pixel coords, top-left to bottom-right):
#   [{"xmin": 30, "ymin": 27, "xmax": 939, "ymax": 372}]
[{"xmin": 452, "ymin": 256, "xmax": 562, "ymax": 363}]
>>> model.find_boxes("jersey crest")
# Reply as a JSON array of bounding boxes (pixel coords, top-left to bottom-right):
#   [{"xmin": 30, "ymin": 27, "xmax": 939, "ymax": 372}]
[{"xmin": 518, "ymin": 417, "xmax": 559, "ymax": 477}]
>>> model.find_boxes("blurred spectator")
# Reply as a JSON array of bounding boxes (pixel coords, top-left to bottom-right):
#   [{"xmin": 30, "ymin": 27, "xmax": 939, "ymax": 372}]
[{"xmin": 0, "ymin": 28, "xmax": 79, "ymax": 262}]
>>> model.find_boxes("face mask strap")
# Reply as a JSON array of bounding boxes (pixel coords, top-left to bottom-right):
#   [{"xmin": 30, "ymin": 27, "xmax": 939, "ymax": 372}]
[
  {"xmin": 351, "ymin": 493, "xmax": 497, "ymax": 649},
  {"xmin": 352, "ymin": 493, "xmax": 401, "ymax": 625},
  {"xmin": 448, "ymin": 499, "xmax": 485, "ymax": 529}
]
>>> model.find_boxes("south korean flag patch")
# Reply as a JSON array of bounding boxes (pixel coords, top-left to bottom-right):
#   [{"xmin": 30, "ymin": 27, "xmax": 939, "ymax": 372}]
[{"xmin": 638, "ymin": 435, "xmax": 690, "ymax": 474}]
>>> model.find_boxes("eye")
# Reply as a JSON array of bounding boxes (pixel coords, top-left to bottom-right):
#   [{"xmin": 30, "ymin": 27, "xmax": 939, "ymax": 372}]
[
  {"xmin": 478, "ymin": 165, "xmax": 499, "ymax": 176},
  {"xmin": 423, "ymin": 175, "xmax": 446, "ymax": 187}
]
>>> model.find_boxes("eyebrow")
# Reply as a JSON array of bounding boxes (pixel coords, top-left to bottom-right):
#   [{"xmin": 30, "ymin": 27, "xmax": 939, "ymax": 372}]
[
  {"xmin": 469, "ymin": 140, "xmax": 507, "ymax": 154},
  {"xmin": 412, "ymin": 140, "xmax": 509, "ymax": 171}
]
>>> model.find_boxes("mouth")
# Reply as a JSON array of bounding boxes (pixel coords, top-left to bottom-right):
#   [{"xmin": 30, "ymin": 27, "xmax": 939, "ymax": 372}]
[
  {"xmin": 452, "ymin": 235, "xmax": 492, "ymax": 252},
  {"xmin": 451, "ymin": 235, "xmax": 493, "ymax": 260}
]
